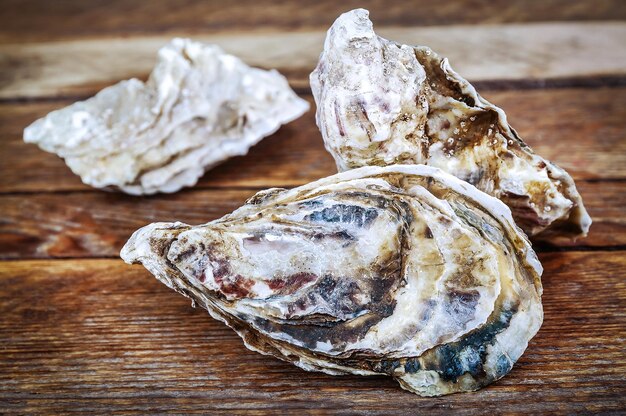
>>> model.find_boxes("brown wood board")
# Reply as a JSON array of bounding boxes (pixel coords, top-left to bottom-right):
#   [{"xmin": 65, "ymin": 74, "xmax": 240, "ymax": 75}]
[
  {"xmin": 1, "ymin": 1, "xmax": 625, "ymax": 414},
  {"xmin": 0, "ymin": 180, "xmax": 624, "ymax": 260},
  {"xmin": 2, "ymin": 23, "xmax": 625, "ymax": 98},
  {"xmin": 0, "ymin": 253, "xmax": 624, "ymax": 414},
  {"xmin": 2, "ymin": 0, "xmax": 626, "ymax": 44}
]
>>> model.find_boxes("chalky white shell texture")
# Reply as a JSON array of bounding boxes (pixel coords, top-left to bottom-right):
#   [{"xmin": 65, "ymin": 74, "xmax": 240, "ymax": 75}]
[
  {"xmin": 24, "ymin": 38, "xmax": 309, "ymax": 195},
  {"xmin": 310, "ymin": 9, "xmax": 590, "ymax": 240},
  {"xmin": 122, "ymin": 165, "xmax": 543, "ymax": 396}
]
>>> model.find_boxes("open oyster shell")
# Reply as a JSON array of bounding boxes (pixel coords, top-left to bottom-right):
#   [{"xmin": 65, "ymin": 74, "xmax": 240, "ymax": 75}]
[
  {"xmin": 310, "ymin": 9, "xmax": 590, "ymax": 240},
  {"xmin": 121, "ymin": 165, "xmax": 543, "ymax": 396},
  {"xmin": 24, "ymin": 38, "xmax": 308, "ymax": 195}
]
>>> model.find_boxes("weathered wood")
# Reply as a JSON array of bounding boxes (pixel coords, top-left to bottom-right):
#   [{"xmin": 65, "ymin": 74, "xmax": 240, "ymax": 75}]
[
  {"xmin": 1, "ymin": 2, "xmax": 624, "ymax": 413},
  {"xmin": 0, "ymin": 189, "xmax": 250, "ymax": 259},
  {"xmin": 0, "ymin": 252, "xmax": 624, "ymax": 414},
  {"xmin": 1, "ymin": 22, "xmax": 625, "ymax": 99},
  {"xmin": 2, "ymin": 87, "xmax": 625, "ymax": 194},
  {"xmin": 0, "ymin": 180, "xmax": 622, "ymax": 260},
  {"xmin": 2, "ymin": 0, "xmax": 626, "ymax": 44}
]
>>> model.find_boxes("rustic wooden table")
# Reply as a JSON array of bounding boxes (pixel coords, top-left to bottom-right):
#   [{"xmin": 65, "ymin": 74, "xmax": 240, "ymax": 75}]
[{"xmin": 1, "ymin": 1, "xmax": 625, "ymax": 414}]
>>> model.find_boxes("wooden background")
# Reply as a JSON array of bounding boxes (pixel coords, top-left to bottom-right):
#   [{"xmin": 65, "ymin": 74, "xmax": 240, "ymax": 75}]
[{"xmin": 1, "ymin": 1, "xmax": 625, "ymax": 414}]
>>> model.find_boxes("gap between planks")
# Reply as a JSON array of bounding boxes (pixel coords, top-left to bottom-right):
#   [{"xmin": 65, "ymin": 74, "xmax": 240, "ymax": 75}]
[
  {"xmin": 2, "ymin": 74, "xmax": 626, "ymax": 105},
  {"xmin": 1, "ymin": 22, "xmax": 626, "ymax": 99}
]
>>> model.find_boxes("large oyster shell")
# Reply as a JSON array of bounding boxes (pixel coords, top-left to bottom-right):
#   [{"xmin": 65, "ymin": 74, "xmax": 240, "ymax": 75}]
[
  {"xmin": 121, "ymin": 165, "xmax": 543, "ymax": 396},
  {"xmin": 310, "ymin": 9, "xmax": 590, "ymax": 240},
  {"xmin": 24, "ymin": 38, "xmax": 308, "ymax": 195}
]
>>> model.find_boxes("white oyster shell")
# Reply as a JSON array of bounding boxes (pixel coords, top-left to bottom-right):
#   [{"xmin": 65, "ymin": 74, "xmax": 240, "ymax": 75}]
[
  {"xmin": 121, "ymin": 165, "xmax": 543, "ymax": 396},
  {"xmin": 24, "ymin": 38, "xmax": 309, "ymax": 195},
  {"xmin": 310, "ymin": 9, "xmax": 590, "ymax": 240}
]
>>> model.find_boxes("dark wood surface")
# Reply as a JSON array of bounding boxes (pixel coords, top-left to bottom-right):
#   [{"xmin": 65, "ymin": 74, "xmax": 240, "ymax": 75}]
[
  {"xmin": 1, "ymin": 1, "xmax": 625, "ymax": 414},
  {"xmin": 1, "ymin": 253, "xmax": 624, "ymax": 414},
  {"xmin": 3, "ymin": 0, "xmax": 626, "ymax": 43}
]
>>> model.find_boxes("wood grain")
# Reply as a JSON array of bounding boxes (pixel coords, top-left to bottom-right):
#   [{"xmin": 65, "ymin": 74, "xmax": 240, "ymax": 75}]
[
  {"xmin": 0, "ymin": 180, "xmax": 622, "ymax": 260},
  {"xmin": 0, "ymin": 252, "xmax": 624, "ymax": 414},
  {"xmin": 0, "ymin": 189, "xmax": 250, "ymax": 259},
  {"xmin": 2, "ymin": 87, "xmax": 625, "ymax": 194},
  {"xmin": 2, "ymin": 22, "xmax": 626, "ymax": 99},
  {"xmin": 1, "ymin": 1, "xmax": 625, "ymax": 413},
  {"xmin": 2, "ymin": 0, "xmax": 626, "ymax": 44}
]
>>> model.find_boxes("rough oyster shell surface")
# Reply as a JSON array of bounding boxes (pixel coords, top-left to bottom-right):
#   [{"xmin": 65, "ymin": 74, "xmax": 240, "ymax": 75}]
[
  {"xmin": 310, "ymin": 9, "xmax": 590, "ymax": 240},
  {"xmin": 24, "ymin": 38, "xmax": 309, "ymax": 195},
  {"xmin": 121, "ymin": 165, "xmax": 543, "ymax": 396}
]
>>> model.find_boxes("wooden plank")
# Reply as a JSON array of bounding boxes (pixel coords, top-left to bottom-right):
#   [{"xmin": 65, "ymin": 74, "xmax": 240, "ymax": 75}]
[
  {"xmin": 0, "ymin": 252, "xmax": 624, "ymax": 414},
  {"xmin": 486, "ymin": 87, "xmax": 626, "ymax": 181},
  {"xmin": 2, "ymin": 87, "xmax": 625, "ymax": 194},
  {"xmin": 1, "ymin": 22, "xmax": 626, "ymax": 99},
  {"xmin": 0, "ymin": 189, "xmax": 251, "ymax": 259},
  {"xmin": 555, "ymin": 181, "xmax": 626, "ymax": 249},
  {"xmin": 0, "ymin": 180, "xmax": 623, "ymax": 260},
  {"xmin": 2, "ymin": 0, "xmax": 625, "ymax": 44}
]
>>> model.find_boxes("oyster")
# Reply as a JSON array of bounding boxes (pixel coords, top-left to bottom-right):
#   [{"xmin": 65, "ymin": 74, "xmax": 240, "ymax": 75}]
[
  {"xmin": 310, "ymin": 9, "xmax": 590, "ymax": 240},
  {"xmin": 121, "ymin": 165, "xmax": 543, "ymax": 396},
  {"xmin": 24, "ymin": 38, "xmax": 308, "ymax": 195}
]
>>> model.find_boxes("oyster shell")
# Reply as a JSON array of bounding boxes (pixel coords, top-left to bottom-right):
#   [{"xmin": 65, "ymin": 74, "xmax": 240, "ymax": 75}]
[
  {"xmin": 121, "ymin": 165, "xmax": 543, "ymax": 396},
  {"xmin": 24, "ymin": 38, "xmax": 308, "ymax": 195},
  {"xmin": 310, "ymin": 9, "xmax": 590, "ymax": 240}
]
